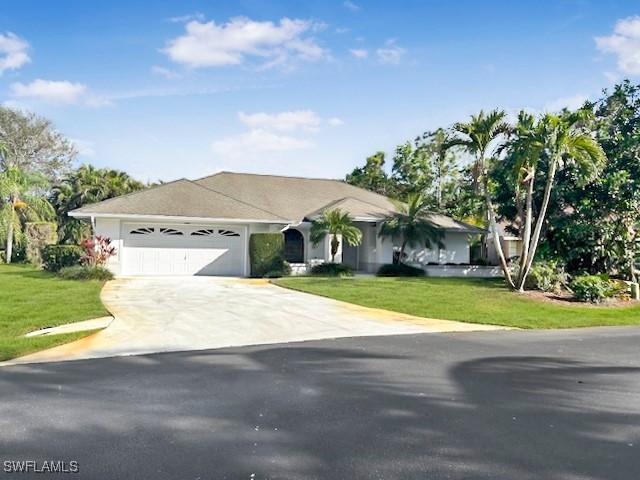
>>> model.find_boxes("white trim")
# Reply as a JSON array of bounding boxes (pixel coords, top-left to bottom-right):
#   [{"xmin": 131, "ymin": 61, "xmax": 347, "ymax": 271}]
[{"xmin": 70, "ymin": 212, "xmax": 291, "ymax": 224}]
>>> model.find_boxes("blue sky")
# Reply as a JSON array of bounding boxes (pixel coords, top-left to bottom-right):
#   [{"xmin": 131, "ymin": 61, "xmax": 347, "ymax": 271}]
[{"xmin": 0, "ymin": 0, "xmax": 638, "ymax": 182}]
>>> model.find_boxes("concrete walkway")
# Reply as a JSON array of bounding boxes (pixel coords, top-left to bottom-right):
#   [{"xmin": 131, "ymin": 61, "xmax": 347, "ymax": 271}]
[{"xmin": 6, "ymin": 277, "xmax": 507, "ymax": 365}]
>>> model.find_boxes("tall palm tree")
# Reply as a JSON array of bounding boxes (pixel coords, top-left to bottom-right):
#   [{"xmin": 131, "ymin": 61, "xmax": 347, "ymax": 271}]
[
  {"xmin": 511, "ymin": 111, "xmax": 605, "ymax": 290},
  {"xmin": 310, "ymin": 209, "xmax": 363, "ymax": 263},
  {"xmin": 450, "ymin": 109, "xmax": 515, "ymax": 287},
  {"xmin": 379, "ymin": 192, "xmax": 443, "ymax": 263},
  {"xmin": 0, "ymin": 167, "xmax": 54, "ymax": 263}
]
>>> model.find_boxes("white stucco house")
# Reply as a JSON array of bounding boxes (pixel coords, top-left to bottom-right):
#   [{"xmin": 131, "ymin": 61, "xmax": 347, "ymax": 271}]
[{"xmin": 69, "ymin": 171, "xmax": 485, "ymax": 277}]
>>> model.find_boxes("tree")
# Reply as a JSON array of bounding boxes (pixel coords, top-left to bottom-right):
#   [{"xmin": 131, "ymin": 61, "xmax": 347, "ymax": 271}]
[
  {"xmin": 0, "ymin": 167, "xmax": 54, "ymax": 263},
  {"xmin": 379, "ymin": 192, "xmax": 443, "ymax": 263},
  {"xmin": 450, "ymin": 109, "xmax": 515, "ymax": 286},
  {"xmin": 51, "ymin": 165, "xmax": 145, "ymax": 243},
  {"xmin": 500, "ymin": 110, "xmax": 605, "ymax": 290},
  {"xmin": 345, "ymin": 152, "xmax": 392, "ymax": 196},
  {"xmin": 0, "ymin": 107, "xmax": 77, "ymax": 180},
  {"xmin": 310, "ymin": 209, "xmax": 363, "ymax": 263},
  {"xmin": 390, "ymin": 141, "xmax": 433, "ymax": 199}
]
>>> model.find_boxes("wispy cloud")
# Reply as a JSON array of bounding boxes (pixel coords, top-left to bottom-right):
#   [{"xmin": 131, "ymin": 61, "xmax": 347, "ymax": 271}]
[
  {"xmin": 212, "ymin": 110, "xmax": 343, "ymax": 159},
  {"xmin": 9, "ymin": 79, "xmax": 108, "ymax": 106},
  {"xmin": 544, "ymin": 94, "xmax": 588, "ymax": 112},
  {"xmin": 162, "ymin": 17, "xmax": 329, "ymax": 69},
  {"xmin": 343, "ymin": 1, "xmax": 361, "ymax": 12},
  {"xmin": 151, "ymin": 65, "xmax": 182, "ymax": 80},
  {"xmin": 595, "ymin": 16, "xmax": 640, "ymax": 75},
  {"xmin": 0, "ymin": 32, "xmax": 30, "ymax": 74},
  {"xmin": 349, "ymin": 48, "xmax": 368, "ymax": 58},
  {"xmin": 376, "ymin": 39, "xmax": 406, "ymax": 65},
  {"xmin": 166, "ymin": 12, "xmax": 205, "ymax": 24}
]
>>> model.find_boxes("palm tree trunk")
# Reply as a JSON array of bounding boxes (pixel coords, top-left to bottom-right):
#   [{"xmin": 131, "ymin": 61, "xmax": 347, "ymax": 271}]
[
  {"xmin": 521, "ymin": 157, "xmax": 558, "ymax": 283},
  {"xmin": 517, "ymin": 169, "xmax": 535, "ymax": 291},
  {"xmin": 331, "ymin": 234, "xmax": 339, "ymax": 262},
  {"xmin": 400, "ymin": 240, "xmax": 407, "ymax": 264},
  {"xmin": 485, "ymin": 190, "xmax": 515, "ymax": 288},
  {"xmin": 5, "ymin": 204, "xmax": 14, "ymax": 264}
]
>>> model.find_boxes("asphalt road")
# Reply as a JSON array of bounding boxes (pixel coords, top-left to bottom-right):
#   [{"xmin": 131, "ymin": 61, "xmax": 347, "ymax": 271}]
[{"xmin": 1, "ymin": 327, "xmax": 639, "ymax": 480}]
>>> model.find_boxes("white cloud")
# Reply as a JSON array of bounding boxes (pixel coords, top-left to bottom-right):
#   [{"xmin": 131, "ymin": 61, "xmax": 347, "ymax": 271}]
[
  {"xmin": 349, "ymin": 48, "xmax": 368, "ymax": 58},
  {"xmin": 10, "ymin": 79, "xmax": 109, "ymax": 106},
  {"xmin": 162, "ymin": 17, "xmax": 328, "ymax": 69},
  {"xmin": 595, "ymin": 16, "xmax": 640, "ymax": 75},
  {"xmin": 328, "ymin": 117, "xmax": 344, "ymax": 126},
  {"xmin": 211, "ymin": 129, "xmax": 314, "ymax": 157},
  {"xmin": 71, "ymin": 138, "xmax": 96, "ymax": 158},
  {"xmin": 238, "ymin": 110, "xmax": 322, "ymax": 132},
  {"xmin": 166, "ymin": 12, "xmax": 205, "ymax": 23},
  {"xmin": 376, "ymin": 40, "xmax": 406, "ymax": 65},
  {"xmin": 343, "ymin": 1, "xmax": 361, "ymax": 12},
  {"xmin": 151, "ymin": 65, "xmax": 182, "ymax": 80},
  {"xmin": 0, "ymin": 32, "xmax": 30, "ymax": 74},
  {"xmin": 544, "ymin": 94, "xmax": 588, "ymax": 112}
]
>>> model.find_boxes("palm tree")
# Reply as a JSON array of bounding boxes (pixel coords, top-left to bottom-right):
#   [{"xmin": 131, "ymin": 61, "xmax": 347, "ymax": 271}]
[
  {"xmin": 51, "ymin": 165, "xmax": 144, "ymax": 243},
  {"xmin": 0, "ymin": 167, "xmax": 54, "ymax": 263},
  {"xmin": 379, "ymin": 192, "xmax": 443, "ymax": 263},
  {"xmin": 450, "ymin": 109, "xmax": 515, "ymax": 287},
  {"xmin": 510, "ymin": 111, "xmax": 605, "ymax": 290},
  {"xmin": 310, "ymin": 209, "xmax": 363, "ymax": 263}
]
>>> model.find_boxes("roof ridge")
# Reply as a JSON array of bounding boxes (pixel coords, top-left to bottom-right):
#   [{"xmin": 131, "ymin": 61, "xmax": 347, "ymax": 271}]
[
  {"xmin": 195, "ymin": 170, "xmax": 344, "ymax": 183},
  {"xmin": 187, "ymin": 179, "xmax": 290, "ymax": 221},
  {"xmin": 70, "ymin": 178, "xmax": 189, "ymax": 213}
]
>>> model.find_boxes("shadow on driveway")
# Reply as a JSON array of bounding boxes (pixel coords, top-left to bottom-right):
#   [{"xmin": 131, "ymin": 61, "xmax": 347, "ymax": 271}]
[{"xmin": 1, "ymin": 328, "xmax": 639, "ymax": 479}]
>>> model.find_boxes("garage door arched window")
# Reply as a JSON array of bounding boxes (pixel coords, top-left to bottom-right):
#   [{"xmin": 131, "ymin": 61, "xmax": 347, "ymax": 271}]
[{"xmin": 284, "ymin": 228, "xmax": 304, "ymax": 263}]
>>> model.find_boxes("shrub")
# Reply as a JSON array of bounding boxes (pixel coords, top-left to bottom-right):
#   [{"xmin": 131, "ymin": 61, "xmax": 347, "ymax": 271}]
[
  {"xmin": 310, "ymin": 262, "xmax": 353, "ymax": 277},
  {"xmin": 264, "ymin": 262, "xmax": 293, "ymax": 279},
  {"xmin": 42, "ymin": 244, "xmax": 83, "ymax": 272},
  {"xmin": 377, "ymin": 263, "xmax": 426, "ymax": 277},
  {"xmin": 249, "ymin": 233, "xmax": 288, "ymax": 278},
  {"xmin": 25, "ymin": 222, "xmax": 57, "ymax": 267},
  {"xmin": 81, "ymin": 235, "xmax": 116, "ymax": 267},
  {"xmin": 524, "ymin": 261, "xmax": 567, "ymax": 293},
  {"xmin": 570, "ymin": 274, "xmax": 614, "ymax": 303},
  {"xmin": 58, "ymin": 265, "xmax": 114, "ymax": 281}
]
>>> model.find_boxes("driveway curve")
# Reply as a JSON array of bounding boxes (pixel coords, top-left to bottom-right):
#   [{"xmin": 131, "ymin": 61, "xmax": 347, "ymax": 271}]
[{"xmin": 9, "ymin": 277, "xmax": 505, "ymax": 364}]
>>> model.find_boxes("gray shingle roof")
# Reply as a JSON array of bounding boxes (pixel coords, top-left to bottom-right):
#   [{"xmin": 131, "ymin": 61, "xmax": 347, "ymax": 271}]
[
  {"xmin": 70, "ymin": 178, "xmax": 289, "ymax": 222},
  {"xmin": 70, "ymin": 171, "xmax": 486, "ymax": 233}
]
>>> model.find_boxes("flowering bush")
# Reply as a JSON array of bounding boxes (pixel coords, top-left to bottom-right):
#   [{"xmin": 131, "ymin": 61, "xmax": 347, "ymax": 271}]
[{"xmin": 81, "ymin": 235, "xmax": 116, "ymax": 267}]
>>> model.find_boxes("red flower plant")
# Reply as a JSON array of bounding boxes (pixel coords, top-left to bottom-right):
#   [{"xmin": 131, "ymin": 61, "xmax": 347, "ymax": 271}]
[{"xmin": 81, "ymin": 235, "xmax": 117, "ymax": 267}]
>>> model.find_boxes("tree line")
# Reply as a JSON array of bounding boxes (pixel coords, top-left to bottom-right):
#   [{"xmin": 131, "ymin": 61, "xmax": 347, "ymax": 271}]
[
  {"xmin": 346, "ymin": 80, "xmax": 639, "ymax": 287},
  {"xmin": 0, "ymin": 107, "xmax": 146, "ymax": 263}
]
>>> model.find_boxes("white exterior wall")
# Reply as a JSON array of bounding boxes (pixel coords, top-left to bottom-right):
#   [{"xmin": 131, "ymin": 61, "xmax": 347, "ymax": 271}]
[
  {"xmin": 94, "ymin": 217, "xmax": 123, "ymax": 275},
  {"xmin": 402, "ymin": 232, "xmax": 471, "ymax": 266}
]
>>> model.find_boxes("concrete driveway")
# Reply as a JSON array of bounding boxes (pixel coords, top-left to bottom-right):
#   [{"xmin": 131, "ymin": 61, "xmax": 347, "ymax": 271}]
[{"xmin": 10, "ymin": 277, "xmax": 505, "ymax": 364}]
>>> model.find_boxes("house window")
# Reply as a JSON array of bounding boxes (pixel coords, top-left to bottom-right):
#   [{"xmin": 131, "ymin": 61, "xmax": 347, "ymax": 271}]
[
  {"xmin": 130, "ymin": 227, "xmax": 154, "ymax": 235},
  {"xmin": 218, "ymin": 229, "xmax": 240, "ymax": 237},
  {"xmin": 191, "ymin": 229, "xmax": 216, "ymax": 236},
  {"xmin": 160, "ymin": 227, "xmax": 184, "ymax": 236},
  {"xmin": 284, "ymin": 229, "xmax": 304, "ymax": 263}
]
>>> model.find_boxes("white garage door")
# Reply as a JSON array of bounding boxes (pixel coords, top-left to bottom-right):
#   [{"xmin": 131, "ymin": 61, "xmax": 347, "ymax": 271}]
[{"xmin": 121, "ymin": 223, "xmax": 246, "ymax": 276}]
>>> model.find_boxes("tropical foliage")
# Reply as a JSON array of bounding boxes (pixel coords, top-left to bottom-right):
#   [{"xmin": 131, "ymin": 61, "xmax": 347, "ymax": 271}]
[
  {"xmin": 310, "ymin": 209, "xmax": 363, "ymax": 263},
  {"xmin": 51, "ymin": 165, "xmax": 145, "ymax": 243},
  {"xmin": 379, "ymin": 192, "xmax": 443, "ymax": 264},
  {"xmin": 0, "ymin": 167, "xmax": 54, "ymax": 263}
]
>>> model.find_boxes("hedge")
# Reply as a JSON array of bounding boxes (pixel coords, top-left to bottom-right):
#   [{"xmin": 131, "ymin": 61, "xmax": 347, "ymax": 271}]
[
  {"xmin": 376, "ymin": 263, "xmax": 426, "ymax": 277},
  {"xmin": 42, "ymin": 244, "xmax": 84, "ymax": 272},
  {"xmin": 249, "ymin": 233, "xmax": 288, "ymax": 277},
  {"xmin": 58, "ymin": 265, "xmax": 114, "ymax": 281},
  {"xmin": 310, "ymin": 262, "xmax": 353, "ymax": 277}
]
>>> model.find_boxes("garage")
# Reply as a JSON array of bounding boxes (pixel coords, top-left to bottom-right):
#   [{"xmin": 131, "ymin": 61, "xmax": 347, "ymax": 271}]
[{"xmin": 121, "ymin": 223, "xmax": 246, "ymax": 276}]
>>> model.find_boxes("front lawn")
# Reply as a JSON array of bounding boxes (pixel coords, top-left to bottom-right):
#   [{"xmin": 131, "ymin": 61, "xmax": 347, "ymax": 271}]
[
  {"xmin": 274, "ymin": 276, "xmax": 640, "ymax": 329},
  {"xmin": 0, "ymin": 264, "xmax": 108, "ymax": 361}
]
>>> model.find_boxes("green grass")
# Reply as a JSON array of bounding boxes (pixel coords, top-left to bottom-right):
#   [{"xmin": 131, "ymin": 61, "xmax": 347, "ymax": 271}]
[
  {"xmin": 0, "ymin": 264, "xmax": 108, "ymax": 361},
  {"xmin": 274, "ymin": 276, "xmax": 640, "ymax": 329}
]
